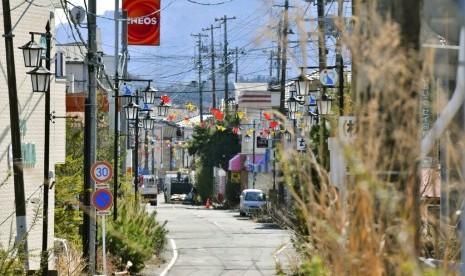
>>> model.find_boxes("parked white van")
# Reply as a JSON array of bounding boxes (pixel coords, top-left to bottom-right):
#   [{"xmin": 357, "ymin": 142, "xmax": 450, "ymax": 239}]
[{"xmin": 239, "ymin": 189, "xmax": 267, "ymax": 216}]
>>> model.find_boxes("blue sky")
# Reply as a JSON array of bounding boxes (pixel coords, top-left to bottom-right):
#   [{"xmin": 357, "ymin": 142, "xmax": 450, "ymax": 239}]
[{"xmin": 55, "ymin": 0, "xmax": 352, "ymax": 105}]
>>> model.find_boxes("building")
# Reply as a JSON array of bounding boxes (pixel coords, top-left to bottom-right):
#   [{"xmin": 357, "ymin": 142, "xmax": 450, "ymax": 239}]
[
  {"xmin": 0, "ymin": 1, "xmax": 67, "ymax": 271},
  {"xmin": 229, "ymin": 83, "xmax": 275, "ymax": 193}
]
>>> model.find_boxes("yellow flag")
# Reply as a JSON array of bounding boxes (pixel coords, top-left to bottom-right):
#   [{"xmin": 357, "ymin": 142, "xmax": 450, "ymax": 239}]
[
  {"xmin": 186, "ymin": 102, "xmax": 196, "ymax": 111},
  {"xmin": 237, "ymin": 111, "xmax": 245, "ymax": 119}
]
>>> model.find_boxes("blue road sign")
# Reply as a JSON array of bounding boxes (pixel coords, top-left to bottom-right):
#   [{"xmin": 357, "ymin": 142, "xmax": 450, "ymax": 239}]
[{"xmin": 92, "ymin": 189, "xmax": 113, "ymax": 211}]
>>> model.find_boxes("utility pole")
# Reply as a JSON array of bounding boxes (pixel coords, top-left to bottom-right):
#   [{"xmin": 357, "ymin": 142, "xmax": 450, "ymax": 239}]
[
  {"xmin": 121, "ymin": 10, "xmax": 129, "ymax": 173},
  {"xmin": 215, "ymin": 15, "xmax": 236, "ymax": 109},
  {"xmin": 317, "ymin": 0, "xmax": 327, "ymax": 73},
  {"xmin": 112, "ymin": 0, "xmax": 120, "ymax": 222},
  {"xmin": 2, "ymin": 0, "xmax": 29, "ymax": 268},
  {"xmin": 336, "ymin": 0, "xmax": 344, "ymax": 116},
  {"xmin": 233, "ymin": 47, "xmax": 245, "ymax": 83},
  {"xmin": 276, "ymin": 20, "xmax": 282, "ymax": 85},
  {"xmin": 203, "ymin": 24, "xmax": 220, "ymax": 109},
  {"xmin": 192, "ymin": 33, "xmax": 208, "ymax": 122},
  {"xmin": 269, "ymin": 50, "xmax": 274, "ymax": 81},
  {"xmin": 83, "ymin": 0, "xmax": 97, "ymax": 273},
  {"xmin": 279, "ymin": 0, "xmax": 289, "ymax": 113}
]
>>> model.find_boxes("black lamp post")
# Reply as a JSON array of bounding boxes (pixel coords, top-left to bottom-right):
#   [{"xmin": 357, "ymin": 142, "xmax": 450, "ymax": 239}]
[
  {"xmin": 142, "ymin": 113, "xmax": 155, "ymax": 175},
  {"xmin": 123, "ymin": 88, "xmax": 170, "ymax": 206},
  {"xmin": 286, "ymin": 85, "xmax": 305, "ymax": 142},
  {"xmin": 124, "ymin": 100, "xmax": 140, "ymax": 204},
  {"xmin": 20, "ymin": 22, "xmax": 53, "ymax": 276},
  {"xmin": 114, "ymin": 80, "xmax": 157, "ymax": 217}
]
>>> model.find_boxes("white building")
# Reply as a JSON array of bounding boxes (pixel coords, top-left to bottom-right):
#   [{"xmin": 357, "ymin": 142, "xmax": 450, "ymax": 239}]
[{"xmin": 0, "ymin": 1, "xmax": 67, "ymax": 271}]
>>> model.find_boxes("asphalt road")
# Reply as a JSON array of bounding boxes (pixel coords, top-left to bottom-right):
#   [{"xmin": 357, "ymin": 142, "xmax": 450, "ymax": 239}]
[{"xmin": 143, "ymin": 195, "xmax": 293, "ymax": 276}]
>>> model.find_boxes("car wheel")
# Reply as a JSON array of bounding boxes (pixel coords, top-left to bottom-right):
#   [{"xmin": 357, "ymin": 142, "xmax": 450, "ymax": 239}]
[{"xmin": 240, "ymin": 211, "xmax": 246, "ymax": 216}]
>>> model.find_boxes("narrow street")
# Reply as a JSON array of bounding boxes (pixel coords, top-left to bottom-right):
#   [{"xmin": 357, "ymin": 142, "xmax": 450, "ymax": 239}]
[{"xmin": 144, "ymin": 195, "xmax": 293, "ymax": 276}]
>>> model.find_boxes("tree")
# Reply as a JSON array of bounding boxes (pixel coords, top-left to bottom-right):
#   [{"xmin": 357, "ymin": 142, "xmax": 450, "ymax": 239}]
[{"xmin": 187, "ymin": 119, "xmax": 240, "ymax": 200}]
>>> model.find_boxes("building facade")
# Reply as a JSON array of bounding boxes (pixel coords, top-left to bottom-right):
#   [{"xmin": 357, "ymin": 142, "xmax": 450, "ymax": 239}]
[{"xmin": 0, "ymin": 1, "xmax": 67, "ymax": 270}]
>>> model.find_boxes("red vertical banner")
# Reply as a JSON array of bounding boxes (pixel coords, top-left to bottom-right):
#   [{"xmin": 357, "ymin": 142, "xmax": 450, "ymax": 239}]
[{"xmin": 123, "ymin": 0, "xmax": 160, "ymax": 46}]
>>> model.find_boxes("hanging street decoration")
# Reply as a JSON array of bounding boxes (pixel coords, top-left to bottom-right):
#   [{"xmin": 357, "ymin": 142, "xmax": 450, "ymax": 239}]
[
  {"xmin": 161, "ymin": 95, "xmax": 171, "ymax": 103},
  {"xmin": 237, "ymin": 111, "xmax": 246, "ymax": 120},
  {"xmin": 263, "ymin": 112, "xmax": 272, "ymax": 120},
  {"xmin": 186, "ymin": 102, "xmax": 196, "ymax": 111}
]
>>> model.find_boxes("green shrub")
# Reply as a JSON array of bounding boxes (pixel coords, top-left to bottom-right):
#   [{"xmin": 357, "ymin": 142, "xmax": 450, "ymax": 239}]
[
  {"xmin": 105, "ymin": 199, "xmax": 168, "ymax": 272},
  {"xmin": 0, "ymin": 246, "xmax": 25, "ymax": 275}
]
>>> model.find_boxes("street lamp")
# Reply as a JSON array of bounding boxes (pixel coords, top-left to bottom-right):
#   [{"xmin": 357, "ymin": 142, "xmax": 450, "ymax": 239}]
[
  {"xmin": 26, "ymin": 65, "xmax": 52, "ymax": 92},
  {"xmin": 19, "ymin": 21, "xmax": 52, "ymax": 275},
  {"xmin": 283, "ymin": 129, "xmax": 291, "ymax": 141},
  {"xmin": 317, "ymin": 93, "xmax": 334, "ymax": 116},
  {"xmin": 286, "ymin": 86, "xmax": 305, "ymax": 143},
  {"xmin": 142, "ymin": 113, "xmax": 156, "ymax": 130},
  {"xmin": 286, "ymin": 90, "xmax": 301, "ymax": 114},
  {"xmin": 141, "ymin": 82, "xmax": 158, "ymax": 105},
  {"xmin": 19, "ymin": 39, "xmax": 43, "ymax": 67},
  {"xmin": 293, "ymin": 74, "xmax": 313, "ymax": 97},
  {"xmin": 124, "ymin": 101, "xmax": 139, "ymax": 120},
  {"xmin": 157, "ymin": 101, "xmax": 171, "ymax": 117}
]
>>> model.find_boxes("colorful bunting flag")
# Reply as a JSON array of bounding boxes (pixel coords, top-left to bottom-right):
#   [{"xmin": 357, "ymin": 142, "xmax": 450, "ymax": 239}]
[
  {"xmin": 186, "ymin": 102, "xmax": 196, "ymax": 111},
  {"xmin": 263, "ymin": 112, "xmax": 271, "ymax": 120},
  {"xmin": 161, "ymin": 95, "xmax": 171, "ymax": 104}
]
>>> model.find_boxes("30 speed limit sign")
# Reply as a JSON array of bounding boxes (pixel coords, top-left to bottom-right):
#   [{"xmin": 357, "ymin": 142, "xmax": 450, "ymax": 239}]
[{"xmin": 91, "ymin": 161, "xmax": 113, "ymax": 183}]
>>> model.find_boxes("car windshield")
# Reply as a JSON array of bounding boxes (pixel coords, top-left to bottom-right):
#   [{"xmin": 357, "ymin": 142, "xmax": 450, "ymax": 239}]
[{"xmin": 245, "ymin": 192, "xmax": 266, "ymax": 201}]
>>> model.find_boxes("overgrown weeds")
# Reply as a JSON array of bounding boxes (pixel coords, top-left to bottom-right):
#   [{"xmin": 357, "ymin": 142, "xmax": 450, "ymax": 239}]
[{"xmin": 269, "ymin": 0, "xmax": 462, "ymax": 275}]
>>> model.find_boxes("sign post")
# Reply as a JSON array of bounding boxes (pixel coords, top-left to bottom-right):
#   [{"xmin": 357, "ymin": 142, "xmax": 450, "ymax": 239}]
[{"xmin": 90, "ymin": 160, "xmax": 113, "ymax": 275}]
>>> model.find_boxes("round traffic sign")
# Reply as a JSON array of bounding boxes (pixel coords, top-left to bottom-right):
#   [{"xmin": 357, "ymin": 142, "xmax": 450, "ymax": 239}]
[
  {"xmin": 91, "ymin": 161, "xmax": 113, "ymax": 183},
  {"xmin": 319, "ymin": 69, "xmax": 338, "ymax": 86},
  {"xmin": 92, "ymin": 189, "xmax": 113, "ymax": 211}
]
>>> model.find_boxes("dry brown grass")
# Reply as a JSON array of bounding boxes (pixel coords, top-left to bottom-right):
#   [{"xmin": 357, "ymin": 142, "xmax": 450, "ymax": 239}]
[
  {"xmin": 267, "ymin": 0, "xmax": 463, "ymax": 275},
  {"xmin": 54, "ymin": 242, "xmax": 86, "ymax": 275}
]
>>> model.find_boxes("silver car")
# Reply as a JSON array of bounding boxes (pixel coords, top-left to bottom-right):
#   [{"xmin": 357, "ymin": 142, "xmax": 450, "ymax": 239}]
[{"xmin": 239, "ymin": 189, "xmax": 267, "ymax": 216}]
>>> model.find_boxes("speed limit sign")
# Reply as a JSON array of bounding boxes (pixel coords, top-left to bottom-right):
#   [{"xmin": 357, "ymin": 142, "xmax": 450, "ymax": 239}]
[{"xmin": 91, "ymin": 161, "xmax": 113, "ymax": 183}]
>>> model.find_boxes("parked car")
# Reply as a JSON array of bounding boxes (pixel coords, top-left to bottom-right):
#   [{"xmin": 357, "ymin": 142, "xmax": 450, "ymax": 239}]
[{"xmin": 239, "ymin": 189, "xmax": 267, "ymax": 216}]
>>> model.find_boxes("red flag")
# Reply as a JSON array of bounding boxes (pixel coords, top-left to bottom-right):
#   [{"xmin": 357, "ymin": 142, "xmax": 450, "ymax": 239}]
[
  {"xmin": 210, "ymin": 108, "xmax": 220, "ymax": 115},
  {"xmin": 263, "ymin": 112, "xmax": 271, "ymax": 120},
  {"xmin": 215, "ymin": 112, "xmax": 225, "ymax": 121},
  {"xmin": 161, "ymin": 95, "xmax": 170, "ymax": 104}
]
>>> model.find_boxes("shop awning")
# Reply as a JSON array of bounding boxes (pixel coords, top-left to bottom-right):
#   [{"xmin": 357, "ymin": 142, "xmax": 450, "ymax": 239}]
[
  {"xmin": 228, "ymin": 154, "xmax": 242, "ymax": 171},
  {"xmin": 254, "ymin": 149, "xmax": 270, "ymax": 172}
]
